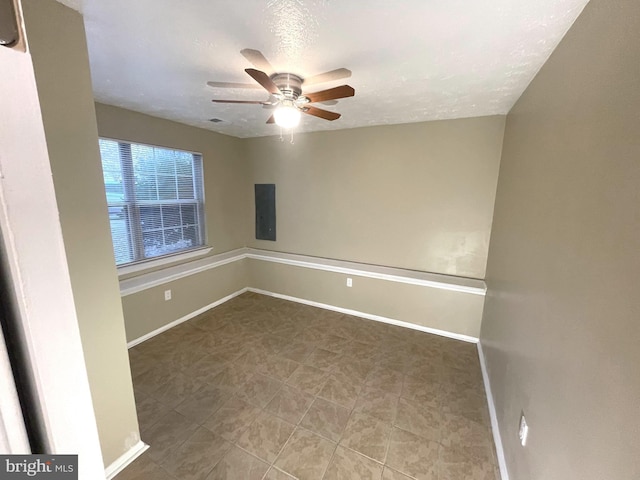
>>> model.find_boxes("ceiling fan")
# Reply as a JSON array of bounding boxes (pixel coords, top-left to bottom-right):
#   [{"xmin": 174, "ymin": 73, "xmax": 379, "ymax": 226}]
[{"xmin": 208, "ymin": 49, "xmax": 355, "ymax": 129}]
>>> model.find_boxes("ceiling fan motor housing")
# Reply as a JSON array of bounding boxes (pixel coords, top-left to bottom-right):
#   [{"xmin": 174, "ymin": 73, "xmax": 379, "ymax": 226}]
[{"xmin": 271, "ymin": 73, "xmax": 303, "ymax": 99}]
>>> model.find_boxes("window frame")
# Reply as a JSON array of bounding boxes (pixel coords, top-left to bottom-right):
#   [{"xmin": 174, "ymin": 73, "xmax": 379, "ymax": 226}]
[{"xmin": 98, "ymin": 137, "xmax": 208, "ymax": 269}]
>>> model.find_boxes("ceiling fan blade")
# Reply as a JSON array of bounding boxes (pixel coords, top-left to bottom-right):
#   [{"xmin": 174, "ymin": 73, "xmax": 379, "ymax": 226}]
[
  {"xmin": 303, "ymin": 68, "xmax": 352, "ymax": 86},
  {"xmin": 241, "ymin": 49, "xmax": 276, "ymax": 75},
  {"xmin": 211, "ymin": 99, "xmax": 268, "ymax": 104},
  {"xmin": 266, "ymin": 115, "xmax": 275, "ymax": 124},
  {"xmin": 304, "ymin": 85, "xmax": 355, "ymax": 103},
  {"xmin": 304, "ymin": 106, "xmax": 341, "ymax": 121},
  {"xmin": 207, "ymin": 81, "xmax": 262, "ymax": 89},
  {"xmin": 245, "ymin": 68, "xmax": 281, "ymax": 95}
]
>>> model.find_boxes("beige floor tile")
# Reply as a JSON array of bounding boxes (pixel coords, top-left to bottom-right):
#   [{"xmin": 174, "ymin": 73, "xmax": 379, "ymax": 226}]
[
  {"xmin": 134, "ymin": 392, "xmax": 171, "ymax": 431},
  {"xmin": 440, "ymin": 412, "xmax": 493, "ymax": 448},
  {"xmin": 175, "ymin": 383, "xmax": 233, "ymax": 424},
  {"xmin": 300, "ymin": 397, "xmax": 351, "ymax": 442},
  {"xmin": 353, "ymin": 385, "xmax": 399, "ymax": 423},
  {"xmin": 113, "ymin": 453, "xmax": 172, "ymax": 480},
  {"xmin": 264, "ymin": 467, "xmax": 297, "ymax": 479},
  {"xmin": 319, "ymin": 334, "xmax": 352, "ymax": 354},
  {"xmin": 206, "ymin": 445, "xmax": 269, "ymax": 480},
  {"xmin": 257, "ymin": 355, "xmax": 301, "ymax": 382},
  {"xmin": 255, "ymin": 334, "xmax": 292, "ymax": 354},
  {"xmin": 440, "ymin": 388, "xmax": 489, "ymax": 425},
  {"xmin": 265, "ymin": 384, "xmax": 315, "ymax": 424},
  {"xmin": 279, "ymin": 341, "xmax": 316, "ymax": 363},
  {"xmin": 235, "ymin": 373, "xmax": 282, "ymax": 408},
  {"xmin": 122, "ymin": 293, "xmax": 497, "ymax": 480},
  {"xmin": 304, "ymin": 348, "xmax": 342, "ymax": 371},
  {"xmin": 394, "ymin": 397, "xmax": 442, "ymax": 442},
  {"xmin": 375, "ymin": 351, "xmax": 410, "ymax": 374},
  {"xmin": 184, "ymin": 354, "xmax": 229, "ymax": 385},
  {"xmin": 339, "ymin": 412, "xmax": 392, "ymax": 463},
  {"xmin": 237, "ymin": 411, "xmax": 296, "ymax": 463},
  {"xmin": 133, "ymin": 363, "xmax": 175, "ymax": 397},
  {"xmin": 160, "ymin": 426, "xmax": 231, "ymax": 480},
  {"xmin": 386, "ymin": 428, "xmax": 438, "ymax": 480},
  {"xmin": 318, "ymin": 372, "xmax": 361, "ymax": 409},
  {"xmin": 286, "ymin": 365, "xmax": 329, "ymax": 395},
  {"xmin": 344, "ymin": 340, "xmax": 378, "ymax": 360},
  {"xmin": 332, "ymin": 358, "xmax": 374, "ymax": 384},
  {"xmin": 208, "ymin": 364, "xmax": 256, "ymax": 391},
  {"xmin": 274, "ymin": 428, "xmax": 336, "ymax": 480},
  {"xmin": 365, "ymin": 366, "xmax": 405, "ymax": 395},
  {"xmin": 202, "ymin": 397, "xmax": 260, "ymax": 442},
  {"xmin": 128, "ymin": 352, "xmax": 160, "ymax": 380},
  {"xmin": 293, "ymin": 327, "xmax": 325, "ymax": 344},
  {"xmin": 152, "ymin": 370, "xmax": 205, "ymax": 408},
  {"xmin": 324, "ymin": 446, "xmax": 384, "ymax": 480},
  {"xmin": 141, "ymin": 410, "xmax": 199, "ymax": 463},
  {"xmin": 271, "ymin": 324, "xmax": 303, "ymax": 340},
  {"xmin": 401, "ymin": 376, "xmax": 443, "ymax": 407},
  {"xmin": 438, "ymin": 443, "xmax": 498, "ymax": 480},
  {"xmin": 381, "ymin": 466, "xmax": 415, "ymax": 480},
  {"xmin": 165, "ymin": 344, "xmax": 209, "ymax": 371}
]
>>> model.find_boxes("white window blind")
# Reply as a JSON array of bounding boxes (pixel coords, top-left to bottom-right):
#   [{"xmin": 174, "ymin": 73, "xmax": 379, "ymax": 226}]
[{"xmin": 98, "ymin": 138, "xmax": 206, "ymax": 266}]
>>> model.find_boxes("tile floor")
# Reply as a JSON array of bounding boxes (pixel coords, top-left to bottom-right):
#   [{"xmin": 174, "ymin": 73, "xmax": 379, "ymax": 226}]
[{"xmin": 116, "ymin": 292, "xmax": 499, "ymax": 480}]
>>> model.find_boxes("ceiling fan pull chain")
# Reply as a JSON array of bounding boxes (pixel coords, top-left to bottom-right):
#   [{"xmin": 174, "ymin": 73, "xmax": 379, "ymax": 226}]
[
  {"xmin": 290, "ymin": 131, "xmax": 294, "ymax": 145},
  {"xmin": 279, "ymin": 126, "xmax": 284, "ymax": 142}
]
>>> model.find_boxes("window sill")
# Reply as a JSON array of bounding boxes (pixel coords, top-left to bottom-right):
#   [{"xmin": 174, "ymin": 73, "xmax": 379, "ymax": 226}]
[{"xmin": 117, "ymin": 247, "xmax": 213, "ymax": 278}]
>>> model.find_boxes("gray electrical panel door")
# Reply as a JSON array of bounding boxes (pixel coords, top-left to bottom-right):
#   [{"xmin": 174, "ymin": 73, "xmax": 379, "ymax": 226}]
[{"xmin": 255, "ymin": 184, "xmax": 276, "ymax": 241}]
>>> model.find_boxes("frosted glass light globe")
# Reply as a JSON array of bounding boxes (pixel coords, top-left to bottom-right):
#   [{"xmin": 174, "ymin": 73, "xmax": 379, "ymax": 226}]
[{"xmin": 274, "ymin": 104, "xmax": 301, "ymax": 129}]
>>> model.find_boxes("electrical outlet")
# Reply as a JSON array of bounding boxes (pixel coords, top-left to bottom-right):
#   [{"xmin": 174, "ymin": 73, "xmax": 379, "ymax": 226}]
[
  {"xmin": 164, "ymin": 290, "xmax": 172, "ymax": 301},
  {"xmin": 518, "ymin": 412, "xmax": 529, "ymax": 446},
  {"xmin": 346, "ymin": 278, "xmax": 353, "ymax": 287}
]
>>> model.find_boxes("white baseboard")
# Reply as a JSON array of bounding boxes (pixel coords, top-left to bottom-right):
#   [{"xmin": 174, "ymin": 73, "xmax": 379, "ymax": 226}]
[
  {"xmin": 105, "ymin": 440, "xmax": 149, "ymax": 479},
  {"xmin": 127, "ymin": 288, "xmax": 248, "ymax": 348},
  {"xmin": 477, "ymin": 341, "xmax": 510, "ymax": 480},
  {"xmin": 248, "ymin": 287, "xmax": 479, "ymax": 343}
]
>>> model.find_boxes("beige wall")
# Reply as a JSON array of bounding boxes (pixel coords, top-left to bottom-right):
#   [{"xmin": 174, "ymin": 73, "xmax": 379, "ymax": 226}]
[
  {"xmin": 122, "ymin": 259, "xmax": 247, "ymax": 342},
  {"xmin": 245, "ymin": 117, "xmax": 505, "ymax": 279},
  {"xmin": 480, "ymin": 1, "xmax": 640, "ymax": 479},
  {"xmin": 95, "ymin": 103, "xmax": 249, "ymax": 258},
  {"xmin": 249, "ymin": 260, "xmax": 485, "ymax": 338},
  {"xmin": 22, "ymin": 0, "xmax": 139, "ymax": 467}
]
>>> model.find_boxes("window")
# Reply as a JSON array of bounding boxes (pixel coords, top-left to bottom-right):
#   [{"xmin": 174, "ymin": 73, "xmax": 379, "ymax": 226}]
[{"xmin": 98, "ymin": 138, "xmax": 206, "ymax": 266}]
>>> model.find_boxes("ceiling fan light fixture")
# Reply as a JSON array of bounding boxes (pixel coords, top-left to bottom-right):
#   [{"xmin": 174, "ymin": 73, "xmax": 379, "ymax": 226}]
[{"xmin": 273, "ymin": 101, "xmax": 301, "ymax": 129}]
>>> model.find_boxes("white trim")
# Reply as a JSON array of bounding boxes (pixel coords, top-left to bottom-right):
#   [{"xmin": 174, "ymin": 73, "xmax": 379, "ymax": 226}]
[
  {"xmin": 248, "ymin": 287, "xmax": 479, "ymax": 343},
  {"xmin": 127, "ymin": 288, "xmax": 248, "ymax": 348},
  {"xmin": 0, "ymin": 329, "xmax": 30, "ymax": 453},
  {"xmin": 0, "ymin": 42, "xmax": 105, "ymax": 476},
  {"xmin": 117, "ymin": 247, "xmax": 212, "ymax": 277},
  {"xmin": 120, "ymin": 247, "xmax": 486, "ymax": 297},
  {"xmin": 104, "ymin": 441, "xmax": 149, "ymax": 479},
  {"xmin": 477, "ymin": 341, "xmax": 510, "ymax": 480},
  {"xmin": 120, "ymin": 248, "xmax": 246, "ymax": 296},
  {"xmin": 246, "ymin": 250, "xmax": 486, "ymax": 296}
]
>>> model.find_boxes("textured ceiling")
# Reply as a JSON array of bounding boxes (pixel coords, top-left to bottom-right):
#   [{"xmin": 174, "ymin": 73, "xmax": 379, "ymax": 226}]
[{"xmin": 57, "ymin": 0, "xmax": 589, "ymax": 138}]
